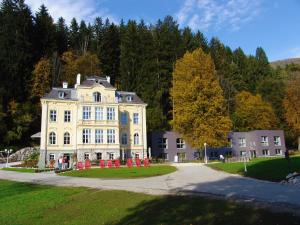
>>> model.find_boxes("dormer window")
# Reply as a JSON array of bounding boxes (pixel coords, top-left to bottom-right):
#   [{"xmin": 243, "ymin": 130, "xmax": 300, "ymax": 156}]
[
  {"xmin": 58, "ymin": 91, "xmax": 65, "ymax": 99},
  {"xmin": 93, "ymin": 92, "xmax": 101, "ymax": 102},
  {"xmin": 127, "ymin": 95, "xmax": 133, "ymax": 102}
]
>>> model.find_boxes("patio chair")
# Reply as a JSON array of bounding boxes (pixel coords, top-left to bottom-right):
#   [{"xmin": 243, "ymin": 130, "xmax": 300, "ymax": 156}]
[
  {"xmin": 77, "ymin": 161, "xmax": 84, "ymax": 170},
  {"xmin": 85, "ymin": 160, "xmax": 91, "ymax": 169},
  {"xmin": 100, "ymin": 160, "xmax": 105, "ymax": 168}
]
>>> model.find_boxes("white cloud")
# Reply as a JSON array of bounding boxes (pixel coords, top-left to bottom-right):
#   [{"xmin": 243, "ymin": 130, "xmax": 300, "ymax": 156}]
[
  {"xmin": 26, "ymin": 0, "xmax": 118, "ymax": 24},
  {"xmin": 176, "ymin": 0, "xmax": 261, "ymax": 31}
]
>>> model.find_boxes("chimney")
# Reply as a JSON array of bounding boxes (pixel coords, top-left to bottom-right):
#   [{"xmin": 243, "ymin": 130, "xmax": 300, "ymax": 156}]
[
  {"xmin": 106, "ymin": 76, "xmax": 111, "ymax": 84},
  {"xmin": 62, "ymin": 81, "xmax": 68, "ymax": 89},
  {"xmin": 75, "ymin": 73, "xmax": 81, "ymax": 88}
]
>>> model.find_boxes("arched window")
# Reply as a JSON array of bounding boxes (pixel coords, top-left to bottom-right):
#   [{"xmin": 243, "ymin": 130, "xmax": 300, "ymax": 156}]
[
  {"xmin": 49, "ymin": 132, "xmax": 56, "ymax": 145},
  {"xmin": 64, "ymin": 132, "xmax": 70, "ymax": 145},
  {"xmin": 134, "ymin": 133, "xmax": 139, "ymax": 145},
  {"xmin": 121, "ymin": 133, "xmax": 128, "ymax": 145},
  {"xmin": 93, "ymin": 92, "xmax": 101, "ymax": 102}
]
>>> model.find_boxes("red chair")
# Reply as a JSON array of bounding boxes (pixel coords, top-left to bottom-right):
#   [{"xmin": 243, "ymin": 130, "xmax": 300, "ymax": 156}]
[
  {"xmin": 114, "ymin": 159, "xmax": 120, "ymax": 168},
  {"xmin": 144, "ymin": 158, "xmax": 150, "ymax": 167},
  {"xmin": 107, "ymin": 160, "xmax": 113, "ymax": 168},
  {"xmin": 126, "ymin": 158, "xmax": 133, "ymax": 168},
  {"xmin": 85, "ymin": 160, "xmax": 91, "ymax": 169},
  {"xmin": 100, "ymin": 160, "xmax": 105, "ymax": 168},
  {"xmin": 77, "ymin": 161, "xmax": 84, "ymax": 170},
  {"xmin": 135, "ymin": 158, "xmax": 141, "ymax": 167}
]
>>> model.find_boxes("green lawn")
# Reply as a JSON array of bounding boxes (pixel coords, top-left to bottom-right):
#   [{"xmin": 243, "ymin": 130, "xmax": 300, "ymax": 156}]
[
  {"xmin": 60, "ymin": 165, "xmax": 177, "ymax": 179},
  {"xmin": 0, "ymin": 180, "xmax": 299, "ymax": 225},
  {"xmin": 1, "ymin": 167, "xmax": 36, "ymax": 173},
  {"xmin": 208, "ymin": 156, "xmax": 300, "ymax": 182}
]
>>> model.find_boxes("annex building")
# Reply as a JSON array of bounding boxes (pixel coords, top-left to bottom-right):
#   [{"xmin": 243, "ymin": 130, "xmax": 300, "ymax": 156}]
[{"xmin": 38, "ymin": 75, "xmax": 147, "ymax": 168}]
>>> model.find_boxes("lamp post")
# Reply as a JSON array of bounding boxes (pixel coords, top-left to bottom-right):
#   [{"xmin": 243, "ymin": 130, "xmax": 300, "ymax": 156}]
[
  {"xmin": 204, "ymin": 143, "xmax": 208, "ymax": 164},
  {"xmin": 4, "ymin": 149, "xmax": 12, "ymax": 168},
  {"xmin": 243, "ymin": 152, "xmax": 248, "ymax": 173}
]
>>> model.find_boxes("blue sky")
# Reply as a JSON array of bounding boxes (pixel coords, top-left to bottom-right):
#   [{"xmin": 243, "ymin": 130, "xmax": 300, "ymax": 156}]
[{"xmin": 26, "ymin": 0, "xmax": 300, "ymax": 61}]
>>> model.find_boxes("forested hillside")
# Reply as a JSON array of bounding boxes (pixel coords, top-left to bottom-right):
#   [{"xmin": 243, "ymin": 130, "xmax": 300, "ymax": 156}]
[{"xmin": 1, "ymin": 0, "xmax": 299, "ymax": 149}]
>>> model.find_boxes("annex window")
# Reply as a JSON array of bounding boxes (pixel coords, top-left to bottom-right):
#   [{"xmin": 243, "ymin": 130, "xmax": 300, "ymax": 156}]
[
  {"xmin": 238, "ymin": 137, "xmax": 246, "ymax": 147},
  {"xmin": 134, "ymin": 133, "xmax": 139, "ymax": 145},
  {"xmin": 275, "ymin": 149, "xmax": 282, "ymax": 155},
  {"xmin": 95, "ymin": 107, "xmax": 103, "ymax": 120},
  {"xmin": 64, "ymin": 110, "xmax": 71, "ymax": 122},
  {"xmin": 133, "ymin": 113, "xmax": 139, "ymax": 124},
  {"xmin": 262, "ymin": 149, "xmax": 270, "ymax": 156},
  {"xmin": 107, "ymin": 107, "xmax": 115, "ymax": 120},
  {"xmin": 96, "ymin": 152, "xmax": 102, "ymax": 160},
  {"xmin": 107, "ymin": 129, "xmax": 115, "ymax": 144},
  {"xmin": 50, "ymin": 110, "xmax": 57, "ymax": 122},
  {"xmin": 49, "ymin": 154, "xmax": 55, "ymax": 160},
  {"xmin": 64, "ymin": 132, "xmax": 70, "ymax": 145},
  {"xmin": 274, "ymin": 136, "xmax": 281, "ymax": 146},
  {"xmin": 121, "ymin": 112, "xmax": 128, "ymax": 125},
  {"xmin": 261, "ymin": 136, "xmax": 269, "ymax": 146},
  {"xmin": 93, "ymin": 92, "xmax": 101, "ymax": 102},
  {"xmin": 95, "ymin": 129, "xmax": 104, "ymax": 144},
  {"xmin": 49, "ymin": 132, "xmax": 56, "ymax": 145},
  {"xmin": 127, "ymin": 95, "xmax": 133, "ymax": 102},
  {"xmin": 82, "ymin": 129, "xmax": 91, "ymax": 144},
  {"xmin": 121, "ymin": 133, "xmax": 128, "ymax": 145},
  {"xmin": 176, "ymin": 138, "xmax": 186, "ymax": 149},
  {"xmin": 84, "ymin": 153, "xmax": 90, "ymax": 160},
  {"xmin": 82, "ymin": 106, "xmax": 91, "ymax": 120},
  {"xmin": 158, "ymin": 138, "xmax": 168, "ymax": 149}
]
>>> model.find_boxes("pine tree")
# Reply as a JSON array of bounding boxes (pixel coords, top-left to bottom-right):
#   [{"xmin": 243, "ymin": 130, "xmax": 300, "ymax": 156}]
[
  {"xmin": 55, "ymin": 17, "xmax": 68, "ymax": 54},
  {"xmin": 171, "ymin": 48, "xmax": 232, "ymax": 148},
  {"xmin": 69, "ymin": 18, "xmax": 79, "ymax": 51}
]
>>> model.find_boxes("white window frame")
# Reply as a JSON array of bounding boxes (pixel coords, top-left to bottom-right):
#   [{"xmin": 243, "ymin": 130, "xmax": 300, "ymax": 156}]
[
  {"xmin": 158, "ymin": 138, "xmax": 168, "ymax": 149},
  {"xmin": 82, "ymin": 106, "xmax": 91, "ymax": 120},
  {"xmin": 50, "ymin": 110, "xmax": 57, "ymax": 122},
  {"xmin": 49, "ymin": 153, "xmax": 55, "ymax": 160},
  {"xmin": 121, "ymin": 112, "xmax": 128, "ymax": 125},
  {"xmin": 95, "ymin": 107, "xmax": 103, "ymax": 121},
  {"xmin": 133, "ymin": 113, "xmax": 139, "ymax": 124},
  {"xmin": 84, "ymin": 153, "xmax": 90, "ymax": 160},
  {"xmin": 58, "ymin": 91, "xmax": 65, "ymax": 99},
  {"xmin": 261, "ymin": 136, "xmax": 269, "ymax": 146},
  {"xmin": 93, "ymin": 92, "xmax": 101, "ymax": 102},
  {"xmin": 95, "ymin": 129, "xmax": 104, "ymax": 144},
  {"xmin": 64, "ymin": 110, "xmax": 71, "ymax": 122},
  {"xmin": 134, "ymin": 133, "xmax": 139, "ymax": 145},
  {"xmin": 82, "ymin": 129, "xmax": 91, "ymax": 144},
  {"xmin": 64, "ymin": 132, "xmax": 70, "ymax": 145},
  {"xmin": 109, "ymin": 153, "xmax": 114, "ymax": 160},
  {"xmin": 121, "ymin": 133, "xmax": 128, "ymax": 145},
  {"xmin": 275, "ymin": 149, "xmax": 282, "ymax": 155},
  {"xmin": 274, "ymin": 136, "xmax": 281, "ymax": 146},
  {"xmin": 127, "ymin": 95, "xmax": 133, "ymax": 102},
  {"xmin": 49, "ymin": 132, "xmax": 56, "ymax": 145},
  {"xmin": 107, "ymin": 107, "xmax": 115, "ymax": 120},
  {"xmin": 238, "ymin": 137, "xmax": 246, "ymax": 147},
  {"xmin": 107, "ymin": 129, "xmax": 115, "ymax": 144},
  {"xmin": 176, "ymin": 138, "xmax": 185, "ymax": 149},
  {"xmin": 96, "ymin": 152, "xmax": 102, "ymax": 160},
  {"xmin": 262, "ymin": 149, "xmax": 270, "ymax": 156}
]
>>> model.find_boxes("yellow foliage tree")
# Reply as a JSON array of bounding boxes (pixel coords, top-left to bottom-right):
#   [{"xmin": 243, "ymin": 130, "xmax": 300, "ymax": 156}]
[
  {"xmin": 171, "ymin": 48, "xmax": 232, "ymax": 148},
  {"xmin": 233, "ymin": 91, "xmax": 278, "ymax": 131},
  {"xmin": 61, "ymin": 51, "xmax": 101, "ymax": 84},
  {"xmin": 283, "ymin": 76, "xmax": 300, "ymax": 148},
  {"xmin": 31, "ymin": 57, "xmax": 51, "ymax": 98}
]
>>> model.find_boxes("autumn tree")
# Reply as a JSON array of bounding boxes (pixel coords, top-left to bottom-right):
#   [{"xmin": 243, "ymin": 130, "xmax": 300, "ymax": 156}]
[
  {"xmin": 232, "ymin": 91, "xmax": 278, "ymax": 131},
  {"xmin": 283, "ymin": 76, "xmax": 300, "ymax": 149},
  {"xmin": 171, "ymin": 48, "xmax": 232, "ymax": 148},
  {"xmin": 31, "ymin": 57, "xmax": 51, "ymax": 98}
]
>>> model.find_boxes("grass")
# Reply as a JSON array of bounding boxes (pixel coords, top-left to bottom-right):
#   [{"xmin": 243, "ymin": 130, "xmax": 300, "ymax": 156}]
[
  {"xmin": 1, "ymin": 167, "xmax": 36, "ymax": 173},
  {"xmin": 59, "ymin": 165, "xmax": 177, "ymax": 179},
  {"xmin": 208, "ymin": 156, "xmax": 300, "ymax": 182},
  {"xmin": 0, "ymin": 180, "xmax": 299, "ymax": 225}
]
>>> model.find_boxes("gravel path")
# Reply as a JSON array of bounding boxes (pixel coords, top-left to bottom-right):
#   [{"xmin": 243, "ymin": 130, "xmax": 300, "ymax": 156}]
[{"xmin": 1, "ymin": 163, "xmax": 300, "ymax": 210}]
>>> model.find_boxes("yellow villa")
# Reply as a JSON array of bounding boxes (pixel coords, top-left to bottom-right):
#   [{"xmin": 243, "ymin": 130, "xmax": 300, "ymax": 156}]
[{"xmin": 38, "ymin": 74, "xmax": 147, "ymax": 168}]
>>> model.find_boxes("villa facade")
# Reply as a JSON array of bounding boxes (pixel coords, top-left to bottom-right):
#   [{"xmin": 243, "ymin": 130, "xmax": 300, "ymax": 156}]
[{"xmin": 38, "ymin": 75, "xmax": 147, "ymax": 168}]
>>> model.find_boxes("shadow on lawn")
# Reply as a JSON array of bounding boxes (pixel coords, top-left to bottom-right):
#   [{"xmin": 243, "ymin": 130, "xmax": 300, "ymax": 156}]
[{"xmin": 114, "ymin": 193, "xmax": 300, "ymax": 225}]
